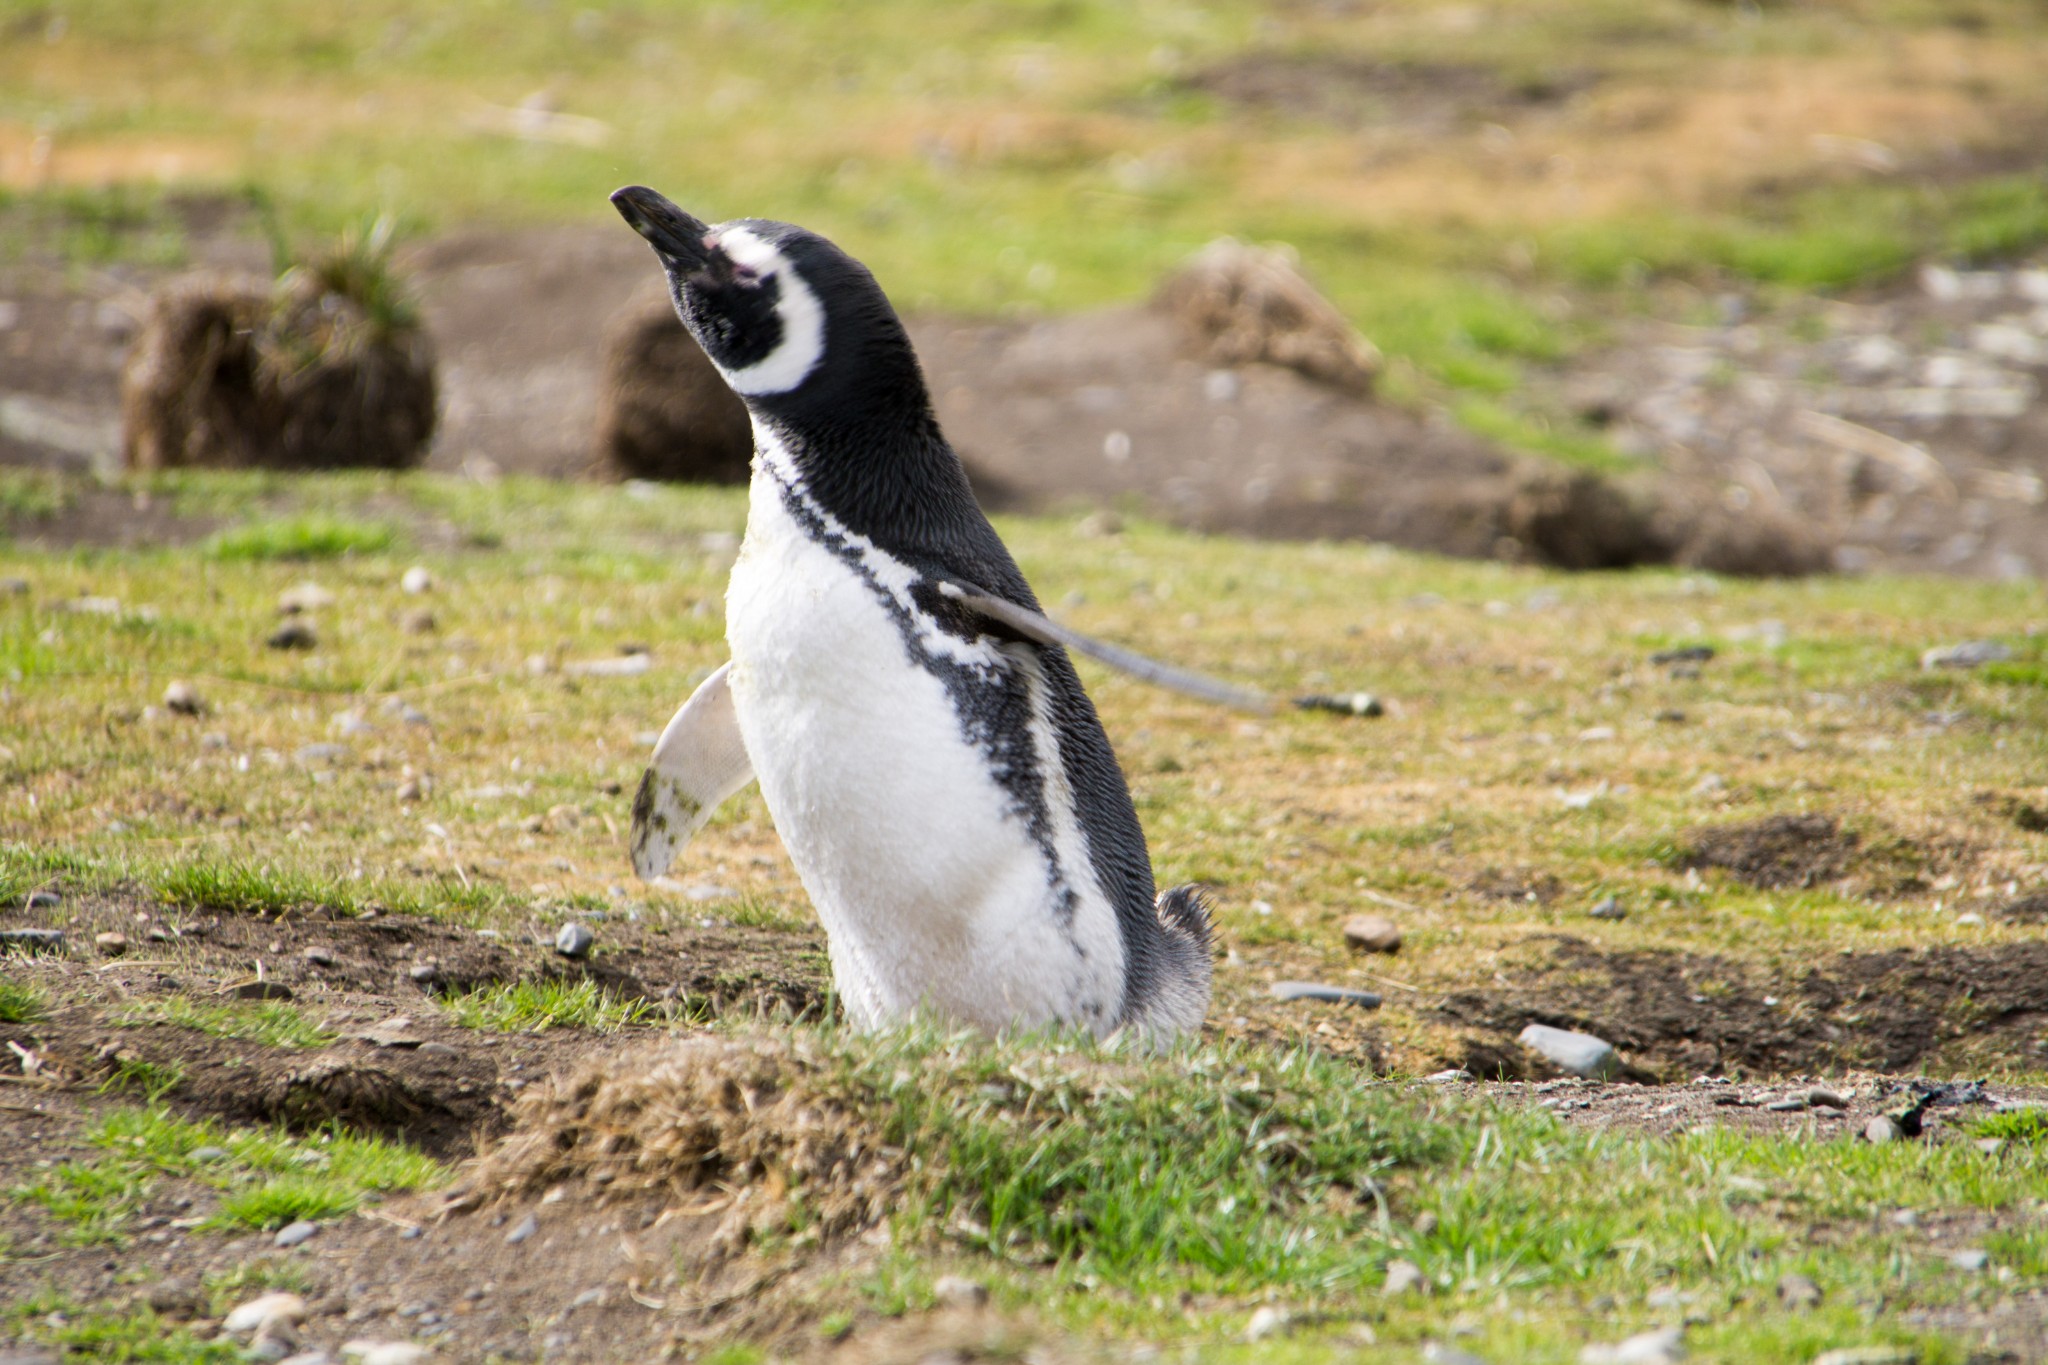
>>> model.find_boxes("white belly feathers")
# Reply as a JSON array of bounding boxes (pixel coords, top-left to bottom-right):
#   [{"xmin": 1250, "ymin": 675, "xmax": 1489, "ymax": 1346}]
[{"xmin": 723, "ymin": 428, "xmax": 1127, "ymax": 1035}]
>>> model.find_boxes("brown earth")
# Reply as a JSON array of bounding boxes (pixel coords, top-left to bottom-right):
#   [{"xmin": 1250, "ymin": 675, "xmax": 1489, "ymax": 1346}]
[{"xmin": 5, "ymin": 196, "xmax": 2045, "ymax": 577}]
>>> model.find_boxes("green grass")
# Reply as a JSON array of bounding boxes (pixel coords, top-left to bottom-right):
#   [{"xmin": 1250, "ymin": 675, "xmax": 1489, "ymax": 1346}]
[
  {"xmin": 1973, "ymin": 1107, "xmax": 2048, "ymax": 1146},
  {"xmin": 9, "ymin": 1106, "xmax": 442, "ymax": 1247},
  {"xmin": 2, "ymin": 1294, "xmax": 238, "ymax": 1364},
  {"xmin": 150, "ymin": 861, "xmax": 368, "ymax": 917},
  {"xmin": 116, "ymin": 997, "xmax": 338, "ymax": 1050},
  {"xmin": 0, "ymin": 979, "xmax": 47, "ymax": 1024},
  {"xmin": 440, "ymin": 978, "xmax": 656, "ymax": 1034},
  {"xmin": 202, "ymin": 515, "xmax": 399, "ymax": 562},
  {"xmin": 98, "ymin": 1056, "xmax": 186, "ymax": 1102}
]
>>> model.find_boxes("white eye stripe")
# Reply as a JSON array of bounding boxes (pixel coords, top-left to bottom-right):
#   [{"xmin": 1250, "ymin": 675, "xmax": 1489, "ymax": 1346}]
[{"xmin": 712, "ymin": 225, "xmax": 825, "ymax": 396}]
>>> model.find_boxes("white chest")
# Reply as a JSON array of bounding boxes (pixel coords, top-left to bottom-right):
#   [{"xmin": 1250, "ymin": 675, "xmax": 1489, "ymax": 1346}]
[{"xmin": 722, "ymin": 444, "xmax": 1126, "ymax": 1035}]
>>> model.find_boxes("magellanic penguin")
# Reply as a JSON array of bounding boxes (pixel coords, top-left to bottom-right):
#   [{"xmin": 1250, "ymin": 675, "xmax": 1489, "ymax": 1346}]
[{"xmin": 611, "ymin": 185, "xmax": 1262, "ymax": 1046}]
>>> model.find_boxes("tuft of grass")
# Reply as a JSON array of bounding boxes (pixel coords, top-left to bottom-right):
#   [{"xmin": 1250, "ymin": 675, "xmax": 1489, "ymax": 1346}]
[
  {"xmin": 2, "ymin": 1293, "xmax": 238, "ymax": 1362},
  {"xmin": 11, "ymin": 1160, "xmax": 154, "ymax": 1247},
  {"xmin": 151, "ymin": 860, "xmax": 364, "ymax": 917},
  {"xmin": 0, "ymin": 979, "xmax": 48, "ymax": 1025},
  {"xmin": 116, "ymin": 997, "xmax": 337, "ymax": 1050},
  {"xmin": 99, "ymin": 1056, "xmax": 186, "ymax": 1101},
  {"xmin": 202, "ymin": 1260, "xmax": 314, "ymax": 1315},
  {"xmin": 1974, "ymin": 1107, "xmax": 2048, "ymax": 1146},
  {"xmin": 202, "ymin": 515, "xmax": 397, "ymax": 562},
  {"xmin": 214, "ymin": 1177, "xmax": 359, "ymax": 1231},
  {"xmin": 440, "ymin": 978, "xmax": 656, "ymax": 1034}
]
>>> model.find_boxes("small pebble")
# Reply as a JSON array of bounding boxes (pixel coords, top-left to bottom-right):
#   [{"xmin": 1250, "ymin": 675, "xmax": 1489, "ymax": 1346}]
[
  {"xmin": 190, "ymin": 1146, "xmax": 228, "ymax": 1163},
  {"xmin": 304, "ymin": 947, "xmax": 337, "ymax": 967},
  {"xmin": 506, "ymin": 1213, "xmax": 539, "ymax": 1245},
  {"xmin": 1341, "ymin": 914, "xmax": 1402, "ymax": 953},
  {"xmin": 1776, "ymin": 1272, "xmax": 1822, "ymax": 1309},
  {"xmin": 1382, "ymin": 1259, "xmax": 1426, "ymax": 1297},
  {"xmin": 1270, "ymin": 980, "xmax": 1381, "ymax": 1009},
  {"xmin": 1423, "ymin": 1348, "xmax": 1494, "ymax": 1365},
  {"xmin": 0, "ymin": 927, "xmax": 64, "ymax": 953},
  {"xmin": 417, "ymin": 1041, "xmax": 460, "ymax": 1059},
  {"xmin": 1295, "ymin": 691, "xmax": 1384, "ymax": 717},
  {"xmin": 340, "ymin": 1345, "xmax": 428, "ymax": 1365},
  {"xmin": 267, "ymin": 620, "xmax": 317, "ymax": 651},
  {"xmin": 1519, "ymin": 1024, "xmax": 1620, "ymax": 1080},
  {"xmin": 408, "ymin": 962, "xmax": 440, "ymax": 985},
  {"xmin": 401, "ymin": 566, "xmax": 434, "ymax": 595},
  {"xmin": 932, "ymin": 1274, "xmax": 989, "ymax": 1308},
  {"xmin": 555, "ymin": 922, "xmax": 595, "ymax": 959},
  {"xmin": 25, "ymin": 889, "xmax": 59, "ymax": 910},
  {"xmin": 1863, "ymin": 1116, "xmax": 1903, "ymax": 1144},
  {"xmin": 1949, "ymin": 1248, "xmax": 1989, "ymax": 1271},
  {"xmin": 224, "ymin": 1292, "xmax": 307, "ymax": 1338},
  {"xmin": 94, "ymin": 931, "xmax": 127, "ymax": 955},
  {"xmin": 1580, "ymin": 1326, "xmax": 1686, "ymax": 1365},
  {"xmin": 234, "ymin": 980, "xmax": 293, "ymax": 1000},
  {"xmin": 1920, "ymin": 640, "xmax": 2011, "ymax": 671},
  {"xmin": 273, "ymin": 1220, "xmax": 320, "ymax": 1248},
  {"xmin": 1588, "ymin": 896, "xmax": 1626, "ymax": 920},
  {"xmin": 401, "ymin": 608, "xmax": 437, "ymax": 635},
  {"xmin": 1812, "ymin": 1350, "xmax": 1918, "ymax": 1365},
  {"xmin": 1807, "ymin": 1086, "xmax": 1848, "ymax": 1109},
  {"xmin": 1649, "ymin": 645, "xmax": 1714, "ymax": 666},
  {"xmin": 1243, "ymin": 1305, "xmax": 1292, "ymax": 1342},
  {"xmin": 1890, "ymin": 1208, "xmax": 1920, "ymax": 1227},
  {"xmin": 278, "ymin": 1353, "xmax": 334, "ymax": 1365},
  {"xmin": 1765, "ymin": 1096, "xmax": 1808, "ymax": 1113},
  {"xmin": 162, "ymin": 681, "xmax": 205, "ymax": 716}
]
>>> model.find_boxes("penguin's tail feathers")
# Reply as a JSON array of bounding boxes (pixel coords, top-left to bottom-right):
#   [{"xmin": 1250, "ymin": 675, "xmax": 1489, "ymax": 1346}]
[{"xmin": 1155, "ymin": 884, "xmax": 1213, "ymax": 954}]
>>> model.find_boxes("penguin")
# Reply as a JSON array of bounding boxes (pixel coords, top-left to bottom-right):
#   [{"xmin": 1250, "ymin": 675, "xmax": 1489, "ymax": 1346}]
[{"xmin": 611, "ymin": 185, "xmax": 1255, "ymax": 1045}]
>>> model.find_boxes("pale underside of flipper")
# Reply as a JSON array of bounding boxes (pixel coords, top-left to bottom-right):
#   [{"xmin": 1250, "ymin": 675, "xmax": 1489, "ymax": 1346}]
[{"xmin": 629, "ymin": 661, "xmax": 756, "ymax": 879}]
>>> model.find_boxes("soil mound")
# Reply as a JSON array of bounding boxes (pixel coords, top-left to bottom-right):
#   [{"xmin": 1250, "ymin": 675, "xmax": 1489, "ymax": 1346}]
[
  {"xmin": 121, "ymin": 233, "xmax": 436, "ymax": 471},
  {"xmin": 461, "ymin": 1034, "xmax": 899, "ymax": 1243},
  {"xmin": 1678, "ymin": 813, "xmax": 1862, "ymax": 889},
  {"xmin": 1153, "ymin": 238, "xmax": 1380, "ymax": 394},
  {"xmin": 594, "ymin": 292, "xmax": 753, "ymax": 483},
  {"xmin": 1436, "ymin": 936, "xmax": 2048, "ymax": 1079}
]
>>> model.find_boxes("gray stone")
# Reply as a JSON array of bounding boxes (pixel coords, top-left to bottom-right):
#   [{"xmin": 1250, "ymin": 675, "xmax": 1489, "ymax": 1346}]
[
  {"xmin": 234, "ymin": 980, "xmax": 293, "ymax": 1001},
  {"xmin": 0, "ymin": 927, "xmax": 64, "ymax": 953},
  {"xmin": 400, "ymin": 566, "xmax": 434, "ymax": 595},
  {"xmin": 1776, "ymin": 1272, "xmax": 1822, "ymax": 1309},
  {"xmin": 1341, "ymin": 914, "xmax": 1402, "ymax": 953},
  {"xmin": 1807, "ymin": 1087, "xmax": 1848, "ymax": 1109},
  {"xmin": 554, "ymin": 923, "xmax": 595, "ymax": 959},
  {"xmin": 407, "ymin": 962, "xmax": 440, "ymax": 985},
  {"xmin": 1920, "ymin": 640, "xmax": 2013, "ymax": 670},
  {"xmin": 1382, "ymin": 1259, "xmax": 1427, "ymax": 1296},
  {"xmin": 304, "ymin": 947, "xmax": 337, "ymax": 967},
  {"xmin": 224, "ymin": 1292, "xmax": 308, "ymax": 1338},
  {"xmin": 1580, "ymin": 1327, "xmax": 1686, "ymax": 1364},
  {"xmin": 417, "ymin": 1041, "xmax": 460, "ymax": 1059},
  {"xmin": 295, "ymin": 743, "xmax": 349, "ymax": 764},
  {"xmin": 1949, "ymin": 1248, "xmax": 1989, "ymax": 1271},
  {"xmin": 1270, "ymin": 980, "xmax": 1381, "ymax": 1009},
  {"xmin": 278, "ymin": 1353, "xmax": 334, "ymax": 1365},
  {"xmin": 1765, "ymin": 1096, "xmax": 1808, "ymax": 1112},
  {"xmin": 24, "ymin": 889, "xmax": 59, "ymax": 910},
  {"xmin": 1242, "ymin": 1305, "xmax": 1291, "ymax": 1342},
  {"xmin": 505, "ymin": 1213, "xmax": 538, "ymax": 1244},
  {"xmin": 190, "ymin": 1146, "xmax": 228, "ymax": 1163},
  {"xmin": 273, "ymin": 1220, "xmax": 319, "ymax": 1248},
  {"xmin": 1518, "ymin": 1024, "xmax": 1620, "ymax": 1080},
  {"xmin": 932, "ymin": 1274, "xmax": 989, "ymax": 1308},
  {"xmin": 339, "ymin": 1345, "xmax": 428, "ymax": 1365},
  {"xmin": 1588, "ymin": 896, "xmax": 1626, "ymax": 920},
  {"xmin": 267, "ymin": 620, "xmax": 317, "ymax": 651},
  {"xmin": 1423, "ymin": 1350, "xmax": 1493, "ymax": 1365},
  {"xmin": 1294, "ymin": 691, "xmax": 1384, "ymax": 717},
  {"xmin": 1863, "ymin": 1116, "xmax": 1903, "ymax": 1144},
  {"xmin": 1812, "ymin": 1350, "xmax": 1917, "ymax": 1365},
  {"xmin": 162, "ymin": 681, "xmax": 205, "ymax": 716}
]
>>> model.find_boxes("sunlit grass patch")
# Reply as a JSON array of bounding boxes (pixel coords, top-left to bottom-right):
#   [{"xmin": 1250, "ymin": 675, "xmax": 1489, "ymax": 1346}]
[
  {"xmin": 1973, "ymin": 1107, "xmax": 2048, "ymax": 1146},
  {"xmin": 10, "ymin": 1160, "xmax": 154, "ymax": 1247},
  {"xmin": 0, "ymin": 979, "xmax": 47, "ymax": 1024},
  {"xmin": 151, "ymin": 860, "xmax": 366, "ymax": 916},
  {"xmin": 202, "ymin": 514, "xmax": 398, "ymax": 562},
  {"xmin": 116, "ymin": 997, "xmax": 337, "ymax": 1050},
  {"xmin": 0, "ymin": 1294, "xmax": 237, "ymax": 1364},
  {"xmin": 98, "ymin": 1055, "xmax": 186, "ymax": 1101},
  {"xmin": 440, "ymin": 978, "xmax": 656, "ymax": 1034}
]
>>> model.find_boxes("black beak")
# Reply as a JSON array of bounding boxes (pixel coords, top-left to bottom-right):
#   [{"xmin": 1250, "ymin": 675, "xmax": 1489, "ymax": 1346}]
[{"xmin": 610, "ymin": 185, "xmax": 711, "ymax": 267}]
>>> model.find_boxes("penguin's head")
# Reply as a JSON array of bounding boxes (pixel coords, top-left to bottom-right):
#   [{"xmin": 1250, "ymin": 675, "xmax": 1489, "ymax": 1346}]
[{"xmin": 611, "ymin": 185, "xmax": 923, "ymax": 426}]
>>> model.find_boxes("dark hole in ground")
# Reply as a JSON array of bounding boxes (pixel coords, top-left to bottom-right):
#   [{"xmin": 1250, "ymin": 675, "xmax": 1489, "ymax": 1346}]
[
  {"xmin": 1677, "ymin": 813, "xmax": 1862, "ymax": 889},
  {"xmin": 1435, "ymin": 935, "xmax": 2048, "ymax": 1080}
]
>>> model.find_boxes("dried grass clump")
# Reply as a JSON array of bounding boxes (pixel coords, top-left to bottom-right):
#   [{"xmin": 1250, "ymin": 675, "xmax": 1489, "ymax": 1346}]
[
  {"xmin": 460, "ymin": 1034, "xmax": 900, "ymax": 1245},
  {"xmin": 595, "ymin": 295, "xmax": 753, "ymax": 484},
  {"xmin": 1154, "ymin": 238, "xmax": 1382, "ymax": 394},
  {"xmin": 121, "ymin": 221, "xmax": 437, "ymax": 471}
]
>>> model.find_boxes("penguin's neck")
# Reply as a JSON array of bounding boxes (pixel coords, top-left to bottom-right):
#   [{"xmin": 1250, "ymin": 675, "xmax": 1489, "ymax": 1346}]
[{"xmin": 748, "ymin": 403, "xmax": 981, "ymax": 558}]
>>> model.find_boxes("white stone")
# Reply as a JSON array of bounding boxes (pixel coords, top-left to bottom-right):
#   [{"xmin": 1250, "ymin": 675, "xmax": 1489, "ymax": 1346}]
[
  {"xmin": 1244, "ymin": 1305, "xmax": 1292, "ymax": 1342},
  {"xmin": 1519, "ymin": 1024, "xmax": 1620, "ymax": 1080},
  {"xmin": 1382, "ymin": 1259, "xmax": 1427, "ymax": 1296},
  {"xmin": 341, "ymin": 1345, "xmax": 429, "ymax": 1365},
  {"xmin": 400, "ymin": 566, "xmax": 434, "ymax": 595},
  {"xmin": 1580, "ymin": 1327, "xmax": 1686, "ymax": 1364},
  {"xmin": 224, "ymin": 1293, "xmax": 307, "ymax": 1337}
]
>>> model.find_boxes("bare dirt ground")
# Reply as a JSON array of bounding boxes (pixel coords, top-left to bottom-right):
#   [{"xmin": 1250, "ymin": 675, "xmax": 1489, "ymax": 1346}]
[
  {"xmin": 6, "ymin": 877, "xmax": 2046, "ymax": 1361},
  {"xmin": 6, "ymin": 198, "xmax": 2047, "ymax": 576}
]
